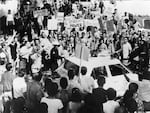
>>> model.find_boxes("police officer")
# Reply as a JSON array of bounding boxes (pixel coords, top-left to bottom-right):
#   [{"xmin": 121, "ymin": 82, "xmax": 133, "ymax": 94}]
[{"xmin": 50, "ymin": 40, "xmax": 62, "ymax": 73}]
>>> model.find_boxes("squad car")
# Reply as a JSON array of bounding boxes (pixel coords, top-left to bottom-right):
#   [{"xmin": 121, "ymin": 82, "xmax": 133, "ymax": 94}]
[{"xmin": 56, "ymin": 55, "xmax": 139, "ymax": 96}]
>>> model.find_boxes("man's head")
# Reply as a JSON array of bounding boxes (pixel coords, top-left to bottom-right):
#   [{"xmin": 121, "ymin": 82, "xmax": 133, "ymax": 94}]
[
  {"xmin": 68, "ymin": 68, "xmax": 75, "ymax": 80},
  {"xmin": 128, "ymin": 82, "xmax": 138, "ymax": 94},
  {"xmin": 60, "ymin": 77, "xmax": 68, "ymax": 89},
  {"xmin": 107, "ymin": 88, "xmax": 117, "ymax": 100},
  {"xmin": 124, "ymin": 37, "xmax": 128, "ymax": 43},
  {"xmin": 8, "ymin": 9, "xmax": 11, "ymax": 14},
  {"xmin": 0, "ymin": 52, "xmax": 6, "ymax": 65},
  {"xmin": 47, "ymin": 82, "xmax": 58, "ymax": 97},
  {"xmin": 18, "ymin": 69, "xmax": 25, "ymax": 77},
  {"xmin": 97, "ymin": 76, "xmax": 105, "ymax": 87},
  {"xmin": 6, "ymin": 63, "xmax": 12, "ymax": 71},
  {"xmin": 44, "ymin": 78, "xmax": 52, "ymax": 91},
  {"xmin": 81, "ymin": 66, "xmax": 87, "ymax": 76}
]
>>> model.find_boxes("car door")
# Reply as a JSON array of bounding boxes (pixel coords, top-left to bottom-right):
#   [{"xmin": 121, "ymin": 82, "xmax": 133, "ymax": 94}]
[{"xmin": 104, "ymin": 64, "xmax": 129, "ymax": 96}]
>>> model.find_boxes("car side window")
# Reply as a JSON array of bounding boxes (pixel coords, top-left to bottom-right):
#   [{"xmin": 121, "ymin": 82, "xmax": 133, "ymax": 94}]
[
  {"xmin": 91, "ymin": 66, "xmax": 107, "ymax": 79},
  {"xmin": 109, "ymin": 64, "xmax": 129, "ymax": 76},
  {"xmin": 64, "ymin": 60, "xmax": 79, "ymax": 75}
]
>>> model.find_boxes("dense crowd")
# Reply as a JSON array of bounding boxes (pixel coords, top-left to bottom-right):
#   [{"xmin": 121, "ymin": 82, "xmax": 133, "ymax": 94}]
[{"xmin": 0, "ymin": 0, "xmax": 150, "ymax": 113}]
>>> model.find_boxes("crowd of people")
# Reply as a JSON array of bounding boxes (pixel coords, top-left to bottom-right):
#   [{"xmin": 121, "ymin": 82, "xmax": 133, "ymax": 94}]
[
  {"xmin": 0, "ymin": 0, "xmax": 150, "ymax": 113},
  {"xmin": 1, "ymin": 64, "xmax": 148, "ymax": 113}
]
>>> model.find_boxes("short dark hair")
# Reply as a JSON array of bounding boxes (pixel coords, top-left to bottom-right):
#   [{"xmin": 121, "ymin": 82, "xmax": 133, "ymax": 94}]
[
  {"xmin": 6, "ymin": 63, "xmax": 12, "ymax": 71},
  {"xmin": 81, "ymin": 66, "xmax": 87, "ymax": 76},
  {"xmin": 44, "ymin": 78, "xmax": 52, "ymax": 91},
  {"xmin": 71, "ymin": 88, "xmax": 82, "ymax": 102},
  {"xmin": 18, "ymin": 69, "xmax": 25, "ymax": 77},
  {"xmin": 97, "ymin": 77, "xmax": 105, "ymax": 87},
  {"xmin": 107, "ymin": 88, "xmax": 117, "ymax": 100},
  {"xmin": 60, "ymin": 77, "xmax": 68, "ymax": 89},
  {"xmin": 128, "ymin": 83, "xmax": 138, "ymax": 93},
  {"xmin": 0, "ymin": 60, "xmax": 5, "ymax": 65},
  {"xmin": 47, "ymin": 82, "xmax": 58, "ymax": 97},
  {"xmin": 68, "ymin": 68, "xmax": 75, "ymax": 80}
]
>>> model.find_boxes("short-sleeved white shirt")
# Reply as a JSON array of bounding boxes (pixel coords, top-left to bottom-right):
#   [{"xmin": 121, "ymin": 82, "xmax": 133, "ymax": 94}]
[
  {"xmin": 7, "ymin": 14, "xmax": 14, "ymax": 22},
  {"xmin": 123, "ymin": 42, "xmax": 132, "ymax": 59},
  {"xmin": 41, "ymin": 97, "xmax": 63, "ymax": 113},
  {"xmin": 80, "ymin": 75, "xmax": 95, "ymax": 93},
  {"xmin": 13, "ymin": 77, "xmax": 27, "ymax": 98},
  {"xmin": 103, "ymin": 100, "xmax": 119, "ymax": 113}
]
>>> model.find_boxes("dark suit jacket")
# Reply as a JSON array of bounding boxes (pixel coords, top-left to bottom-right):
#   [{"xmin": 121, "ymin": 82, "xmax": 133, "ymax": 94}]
[{"xmin": 92, "ymin": 87, "xmax": 107, "ymax": 113}]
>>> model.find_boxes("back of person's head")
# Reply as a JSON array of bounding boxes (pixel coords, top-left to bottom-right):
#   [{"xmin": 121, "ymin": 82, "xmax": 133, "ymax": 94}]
[
  {"xmin": 18, "ymin": 69, "xmax": 25, "ymax": 77},
  {"xmin": 6, "ymin": 63, "xmax": 12, "ymax": 71},
  {"xmin": 60, "ymin": 77, "xmax": 68, "ymax": 89},
  {"xmin": 39, "ymin": 103, "xmax": 48, "ymax": 113},
  {"xmin": 68, "ymin": 68, "xmax": 75, "ymax": 80},
  {"xmin": 107, "ymin": 88, "xmax": 117, "ymax": 100},
  {"xmin": 70, "ymin": 88, "xmax": 82, "ymax": 102},
  {"xmin": 44, "ymin": 78, "xmax": 52, "ymax": 91},
  {"xmin": 128, "ymin": 83, "xmax": 138, "ymax": 94},
  {"xmin": 81, "ymin": 66, "xmax": 87, "ymax": 76},
  {"xmin": 47, "ymin": 82, "xmax": 58, "ymax": 97},
  {"xmin": 97, "ymin": 76, "xmax": 105, "ymax": 87}
]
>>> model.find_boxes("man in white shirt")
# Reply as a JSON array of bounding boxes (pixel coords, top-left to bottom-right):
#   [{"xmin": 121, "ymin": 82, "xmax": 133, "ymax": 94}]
[
  {"xmin": 133, "ymin": 19, "xmax": 141, "ymax": 32},
  {"xmin": 19, "ymin": 40, "xmax": 33, "ymax": 73},
  {"xmin": 19, "ymin": 41, "xmax": 33, "ymax": 60},
  {"xmin": 79, "ymin": 66, "xmax": 95, "ymax": 94},
  {"xmin": 103, "ymin": 88, "xmax": 119, "ymax": 113},
  {"xmin": 40, "ymin": 32, "xmax": 53, "ymax": 55},
  {"xmin": 13, "ymin": 69, "xmax": 27, "ymax": 99},
  {"xmin": 122, "ymin": 37, "xmax": 132, "ymax": 65},
  {"xmin": 67, "ymin": 69, "xmax": 83, "ymax": 95},
  {"xmin": 31, "ymin": 52, "xmax": 42, "ymax": 74}
]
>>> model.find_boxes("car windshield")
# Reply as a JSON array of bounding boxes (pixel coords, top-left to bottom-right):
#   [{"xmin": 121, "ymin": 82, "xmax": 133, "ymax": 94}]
[
  {"xmin": 64, "ymin": 60, "xmax": 79, "ymax": 75},
  {"xmin": 109, "ymin": 64, "xmax": 129, "ymax": 76}
]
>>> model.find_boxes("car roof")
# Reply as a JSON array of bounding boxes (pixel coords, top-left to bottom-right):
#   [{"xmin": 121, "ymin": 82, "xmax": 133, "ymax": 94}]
[{"xmin": 66, "ymin": 56, "xmax": 121, "ymax": 68}]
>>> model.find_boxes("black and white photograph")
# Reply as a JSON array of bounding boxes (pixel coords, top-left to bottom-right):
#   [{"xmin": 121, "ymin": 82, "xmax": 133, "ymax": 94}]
[{"xmin": 0, "ymin": 0, "xmax": 150, "ymax": 113}]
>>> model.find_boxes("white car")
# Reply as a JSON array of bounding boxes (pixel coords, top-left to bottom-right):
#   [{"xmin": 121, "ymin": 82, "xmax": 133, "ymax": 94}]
[{"xmin": 56, "ymin": 55, "xmax": 139, "ymax": 96}]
